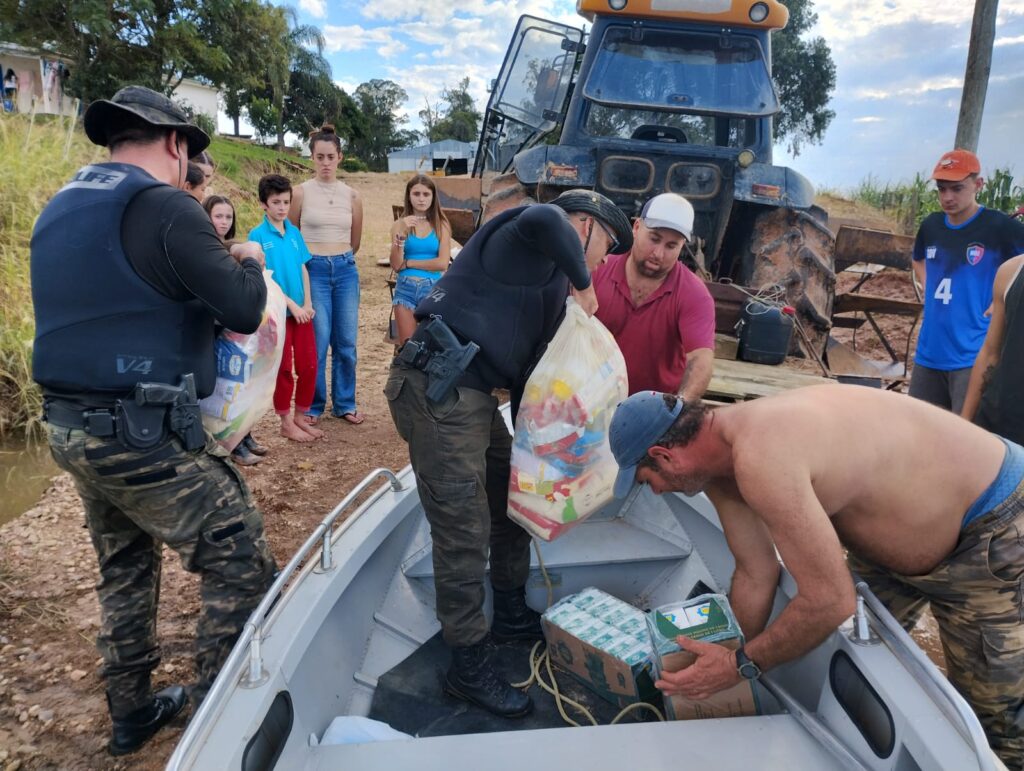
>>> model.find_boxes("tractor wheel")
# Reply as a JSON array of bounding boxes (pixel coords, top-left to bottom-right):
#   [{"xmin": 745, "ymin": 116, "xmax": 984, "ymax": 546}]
[
  {"xmin": 744, "ymin": 208, "xmax": 836, "ymax": 358},
  {"xmin": 481, "ymin": 179, "xmax": 536, "ymax": 225},
  {"xmin": 487, "ymin": 172, "xmax": 522, "ymax": 196}
]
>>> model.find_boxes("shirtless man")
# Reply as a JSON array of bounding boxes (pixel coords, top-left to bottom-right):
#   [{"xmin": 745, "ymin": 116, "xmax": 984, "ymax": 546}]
[{"xmin": 609, "ymin": 386, "xmax": 1024, "ymax": 768}]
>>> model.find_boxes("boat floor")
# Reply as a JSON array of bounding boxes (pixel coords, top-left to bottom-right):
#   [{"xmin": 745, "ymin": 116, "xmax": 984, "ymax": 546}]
[{"xmin": 368, "ymin": 633, "xmax": 656, "ymax": 737}]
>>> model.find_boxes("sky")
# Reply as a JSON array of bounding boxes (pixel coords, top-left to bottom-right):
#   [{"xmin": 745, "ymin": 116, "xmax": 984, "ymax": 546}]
[{"xmin": 241, "ymin": 0, "xmax": 1024, "ymax": 191}]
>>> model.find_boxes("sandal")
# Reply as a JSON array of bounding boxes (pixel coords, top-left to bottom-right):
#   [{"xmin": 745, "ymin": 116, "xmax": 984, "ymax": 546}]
[{"xmin": 339, "ymin": 412, "xmax": 365, "ymax": 425}]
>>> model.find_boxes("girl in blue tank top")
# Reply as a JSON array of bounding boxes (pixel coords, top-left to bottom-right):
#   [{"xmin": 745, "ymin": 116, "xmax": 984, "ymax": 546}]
[{"xmin": 389, "ymin": 174, "xmax": 452, "ymax": 343}]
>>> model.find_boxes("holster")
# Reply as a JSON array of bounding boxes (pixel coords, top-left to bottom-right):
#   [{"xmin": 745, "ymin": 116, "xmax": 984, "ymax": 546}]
[
  {"xmin": 404, "ymin": 317, "xmax": 480, "ymax": 405},
  {"xmin": 169, "ymin": 403, "xmax": 206, "ymax": 452}
]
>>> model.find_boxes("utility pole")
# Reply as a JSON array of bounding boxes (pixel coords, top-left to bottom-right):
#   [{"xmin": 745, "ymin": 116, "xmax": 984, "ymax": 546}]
[{"xmin": 954, "ymin": 0, "xmax": 999, "ymax": 152}]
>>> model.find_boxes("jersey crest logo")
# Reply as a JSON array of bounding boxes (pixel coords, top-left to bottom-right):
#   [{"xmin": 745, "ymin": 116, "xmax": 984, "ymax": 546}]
[
  {"xmin": 966, "ymin": 243, "xmax": 985, "ymax": 266},
  {"xmin": 926, "ymin": 246, "xmax": 937, "ymax": 260}
]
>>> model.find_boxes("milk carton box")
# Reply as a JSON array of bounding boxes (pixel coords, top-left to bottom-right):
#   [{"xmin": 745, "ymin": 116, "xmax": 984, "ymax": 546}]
[
  {"xmin": 541, "ymin": 587, "xmax": 658, "ymax": 709},
  {"xmin": 646, "ymin": 593, "xmax": 760, "ymax": 720}
]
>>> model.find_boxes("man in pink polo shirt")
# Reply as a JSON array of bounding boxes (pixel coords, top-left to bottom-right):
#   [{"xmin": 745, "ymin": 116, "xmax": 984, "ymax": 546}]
[{"xmin": 594, "ymin": 193, "xmax": 715, "ymax": 398}]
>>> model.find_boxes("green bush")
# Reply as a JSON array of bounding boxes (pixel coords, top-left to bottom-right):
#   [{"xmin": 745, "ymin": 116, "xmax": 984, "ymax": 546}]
[{"xmin": 342, "ymin": 156, "xmax": 368, "ymax": 172}]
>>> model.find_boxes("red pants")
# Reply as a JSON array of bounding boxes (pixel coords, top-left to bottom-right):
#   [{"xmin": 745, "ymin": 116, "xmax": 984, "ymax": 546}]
[{"xmin": 274, "ymin": 317, "xmax": 317, "ymax": 414}]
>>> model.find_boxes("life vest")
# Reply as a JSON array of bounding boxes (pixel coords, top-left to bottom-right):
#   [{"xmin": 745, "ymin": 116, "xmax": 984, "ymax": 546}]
[{"xmin": 31, "ymin": 162, "xmax": 217, "ymax": 396}]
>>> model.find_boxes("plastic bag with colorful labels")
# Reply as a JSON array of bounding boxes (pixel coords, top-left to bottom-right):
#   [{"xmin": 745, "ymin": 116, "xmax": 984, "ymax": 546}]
[
  {"xmin": 507, "ymin": 297, "xmax": 628, "ymax": 540},
  {"xmin": 200, "ymin": 271, "xmax": 287, "ymax": 452}
]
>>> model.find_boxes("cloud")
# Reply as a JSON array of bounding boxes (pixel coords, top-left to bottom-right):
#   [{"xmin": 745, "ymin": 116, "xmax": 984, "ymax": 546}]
[
  {"xmin": 854, "ymin": 76, "xmax": 962, "ymax": 101},
  {"xmin": 852, "ymin": 116, "xmax": 884, "ymax": 123},
  {"xmin": 299, "ymin": 0, "xmax": 327, "ymax": 19},
  {"xmin": 322, "ymin": 24, "xmax": 394, "ymax": 53},
  {"xmin": 995, "ymin": 34, "xmax": 1024, "ymax": 46},
  {"xmin": 811, "ymin": 0, "xmax": 1024, "ymax": 48}
]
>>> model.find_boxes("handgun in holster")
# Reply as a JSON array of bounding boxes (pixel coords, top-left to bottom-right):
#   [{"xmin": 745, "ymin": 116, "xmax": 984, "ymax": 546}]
[
  {"xmin": 120, "ymin": 373, "xmax": 206, "ymax": 452},
  {"xmin": 399, "ymin": 317, "xmax": 480, "ymax": 404}
]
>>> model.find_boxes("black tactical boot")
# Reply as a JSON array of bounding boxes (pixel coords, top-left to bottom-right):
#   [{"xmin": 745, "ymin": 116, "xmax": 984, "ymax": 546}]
[
  {"xmin": 108, "ymin": 685, "xmax": 187, "ymax": 756},
  {"xmin": 231, "ymin": 441, "xmax": 262, "ymax": 466},
  {"xmin": 243, "ymin": 433, "xmax": 268, "ymax": 456},
  {"xmin": 444, "ymin": 642, "xmax": 533, "ymax": 718},
  {"xmin": 491, "ymin": 586, "xmax": 544, "ymax": 643}
]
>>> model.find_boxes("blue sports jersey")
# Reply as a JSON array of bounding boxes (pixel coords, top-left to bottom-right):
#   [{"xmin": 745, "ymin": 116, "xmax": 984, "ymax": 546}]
[{"xmin": 913, "ymin": 207, "xmax": 1024, "ymax": 370}]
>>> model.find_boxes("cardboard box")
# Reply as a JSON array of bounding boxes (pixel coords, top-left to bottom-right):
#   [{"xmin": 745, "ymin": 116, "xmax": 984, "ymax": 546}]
[
  {"xmin": 647, "ymin": 594, "xmax": 760, "ymax": 721},
  {"xmin": 541, "ymin": 588, "xmax": 659, "ymax": 710}
]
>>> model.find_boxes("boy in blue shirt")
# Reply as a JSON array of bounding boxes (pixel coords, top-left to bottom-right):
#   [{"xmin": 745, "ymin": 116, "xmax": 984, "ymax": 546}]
[
  {"xmin": 249, "ymin": 174, "xmax": 323, "ymax": 442},
  {"xmin": 910, "ymin": 150, "xmax": 1024, "ymax": 412}
]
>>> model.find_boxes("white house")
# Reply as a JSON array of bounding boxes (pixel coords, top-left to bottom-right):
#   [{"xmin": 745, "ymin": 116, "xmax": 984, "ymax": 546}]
[
  {"xmin": 1, "ymin": 42, "xmax": 220, "ymax": 125},
  {"xmin": 172, "ymin": 79, "xmax": 219, "ymax": 124},
  {"xmin": 1, "ymin": 42, "xmax": 74, "ymax": 115}
]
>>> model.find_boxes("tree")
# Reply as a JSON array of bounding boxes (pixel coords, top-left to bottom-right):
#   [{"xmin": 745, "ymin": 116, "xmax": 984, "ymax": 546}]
[
  {"xmin": 351, "ymin": 79, "xmax": 418, "ymax": 171},
  {"xmin": 201, "ymin": 0, "xmax": 289, "ymax": 136},
  {"xmin": 427, "ymin": 78, "xmax": 482, "ymax": 143},
  {"xmin": 256, "ymin": 6, "xmax": 330, "ymax": 150},
  {"xmin": 771, "ymin": 0, "xmax": 836, "ymax": 155},
  {"xmin": 0, "ymin": 0, "xmax": 236, "ymax": 104}
]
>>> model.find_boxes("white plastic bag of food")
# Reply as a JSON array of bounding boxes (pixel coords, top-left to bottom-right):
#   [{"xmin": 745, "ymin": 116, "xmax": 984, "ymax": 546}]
[
  {"xmin": 200, "ymin": 271, "xmax": 287, "ymax": 451},
  {"xmin": 508, "ymin": 297, "xmax": 628, "ymax": 540}
]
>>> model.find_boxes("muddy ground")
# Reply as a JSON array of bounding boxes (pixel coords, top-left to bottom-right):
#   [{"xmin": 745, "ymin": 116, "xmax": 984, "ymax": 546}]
[{"xmin": 0, "ymin": 179, "xmax": 941, "ymax": 770}]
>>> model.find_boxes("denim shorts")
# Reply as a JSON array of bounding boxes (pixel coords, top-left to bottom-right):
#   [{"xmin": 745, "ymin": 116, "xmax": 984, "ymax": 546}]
[{"xmin": 393, "ymin": 273, "xmax": 438, "ymax": 311}]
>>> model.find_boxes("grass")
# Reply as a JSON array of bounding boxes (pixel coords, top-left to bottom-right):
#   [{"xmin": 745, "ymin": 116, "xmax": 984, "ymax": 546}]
[
  {"xmin": 851, "ymin": 168, "xmax": 1024, "ymax": 234},
  {"xmin": 0, "ymin": 119, "xmax": 316, "ymax": 438},
  {"xmin": 0, "ymin": 114, "xmax": 103, "ymax": 437}
]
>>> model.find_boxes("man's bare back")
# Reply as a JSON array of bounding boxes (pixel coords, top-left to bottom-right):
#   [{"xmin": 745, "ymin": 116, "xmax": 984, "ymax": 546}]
[{"xmin": 714, "ymin": 384, "xmax": 1006, "ymax": 575}]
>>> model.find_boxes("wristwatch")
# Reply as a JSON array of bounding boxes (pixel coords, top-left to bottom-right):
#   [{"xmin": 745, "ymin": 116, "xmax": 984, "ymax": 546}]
[{"xmin": 735, "ymin": 646, "xmax": 762, "ymax": 680}]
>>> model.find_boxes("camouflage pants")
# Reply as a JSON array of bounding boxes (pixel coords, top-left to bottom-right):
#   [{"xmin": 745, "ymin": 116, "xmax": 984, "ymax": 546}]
[
  {"xmin": 385, "ymin": 364, "xmax": 532, "ymax": 647},
  {"xmin": 848, "ymin": 479, "xmax": 1024, "ymax": 770},
  {"xmin": 46, "ymin": 424, "xmax": 276, "ymax": 718}
]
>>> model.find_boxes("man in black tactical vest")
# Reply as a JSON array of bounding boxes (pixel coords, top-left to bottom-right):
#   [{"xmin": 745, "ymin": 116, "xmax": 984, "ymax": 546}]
[
  {"xmin": 31, "ymin": 86, "xmax": 277, "ymax": 756},
  {"xmin": 962, "ymin": 251, "xmax": 1024, "ymax": 445},
  {"xmin": 385, "ymin": 190, "xmax": 634, "ymax": 718}
]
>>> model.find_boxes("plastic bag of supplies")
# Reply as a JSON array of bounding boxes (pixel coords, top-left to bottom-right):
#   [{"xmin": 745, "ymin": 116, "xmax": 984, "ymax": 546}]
[
  {"xmin": 508, "ymin": 297, "xmax": 628, "ymax": 540},
  {"xmin": 200, "ymin": 271, "xmax": 287, "ymax": 451}
]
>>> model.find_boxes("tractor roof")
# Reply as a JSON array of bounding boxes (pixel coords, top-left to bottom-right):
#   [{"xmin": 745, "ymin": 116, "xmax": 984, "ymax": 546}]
[{"xmin": 576, "ymin": 0, "xmax": 789, "ymax": 31}]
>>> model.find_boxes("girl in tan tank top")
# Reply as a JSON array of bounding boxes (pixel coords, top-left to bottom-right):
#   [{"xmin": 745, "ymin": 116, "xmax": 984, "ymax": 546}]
[{"xmin": 288, "ymin": 125, "xmax": 365, "ymax": 424}]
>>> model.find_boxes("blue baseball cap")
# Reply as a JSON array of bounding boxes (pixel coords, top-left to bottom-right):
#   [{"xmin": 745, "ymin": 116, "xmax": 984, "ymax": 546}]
[{"xmin": 610, "ymin": 391, "xmax": 684, "ymax": 498}]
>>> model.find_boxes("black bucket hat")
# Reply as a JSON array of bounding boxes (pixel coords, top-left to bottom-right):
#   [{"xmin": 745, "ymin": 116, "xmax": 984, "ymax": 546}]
[
  {"xmin": 84, "ymin": 85, "xmax": 210, "ymax": 157},
  {"xmin": 551, "ymin": 189, "xmax": 634, "ymax": 255}
]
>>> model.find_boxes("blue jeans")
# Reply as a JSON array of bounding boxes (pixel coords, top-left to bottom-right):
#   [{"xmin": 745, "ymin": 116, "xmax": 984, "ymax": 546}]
[
  {"xmin": 307, "ymin": 253, "xmax": 359, "ymax": 417},
  {"xmin": 392, "ymin": 273, "xmax": 439, "ymax": 310}
]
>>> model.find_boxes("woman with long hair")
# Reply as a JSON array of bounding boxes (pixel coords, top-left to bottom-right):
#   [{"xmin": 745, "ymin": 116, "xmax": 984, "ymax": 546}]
[
  {"xmin": 288, "ymin": 125, "xmax": 365, "ymax": 425},
  {"xmin": 192, "ymin": 149, "xmax": 216, "ymax": 198},
  {"xmin": 389, "ymin": 175, "xmax": 451, "ymax": 344}
]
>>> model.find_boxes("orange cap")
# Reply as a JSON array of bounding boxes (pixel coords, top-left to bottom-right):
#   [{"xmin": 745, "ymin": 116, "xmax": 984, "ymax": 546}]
[{"xmin": 932, "ymin": 149, "xmax": 981, "ymax": 182}]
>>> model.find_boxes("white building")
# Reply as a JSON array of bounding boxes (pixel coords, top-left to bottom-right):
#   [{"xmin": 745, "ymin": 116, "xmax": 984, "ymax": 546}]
[
  {"xmin": 388, "ymin": 139, "xmax": 477, "ymax": 175},
  {"xmin": 172, "ymin": 79, "xmax": 219, "ymax": 124},
  {"xmin": 1, "ymin": 42, "xmax": 220, "ymax": 125},
  {"xmin": 1, "ymin": 43, "xmax": 74, "ymax": 115}
]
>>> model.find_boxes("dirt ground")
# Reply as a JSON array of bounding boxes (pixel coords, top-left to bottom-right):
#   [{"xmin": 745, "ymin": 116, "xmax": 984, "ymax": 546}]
[{"xmin": 0, "ymin": 179, "xmax": 941, "ymax": 770}]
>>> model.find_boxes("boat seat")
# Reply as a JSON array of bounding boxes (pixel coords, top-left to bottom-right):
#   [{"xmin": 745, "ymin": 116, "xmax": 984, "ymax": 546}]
[
  {"xmin": 401, "ymin": 518, "xmax": 691, "ymax": 580},
  {"xmin": 307, "ymin": 714, "xmax": 844, "ymax": 770}
]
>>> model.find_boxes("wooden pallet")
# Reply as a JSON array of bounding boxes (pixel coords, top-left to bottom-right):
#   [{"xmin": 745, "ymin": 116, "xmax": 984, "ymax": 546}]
[{"xmin": 707, "ymin": 358, "xmax": 832, "ymax": 402}]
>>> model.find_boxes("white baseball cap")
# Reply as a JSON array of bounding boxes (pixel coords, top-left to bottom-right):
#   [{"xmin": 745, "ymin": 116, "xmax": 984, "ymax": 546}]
[{"xmin": 640, "ymin": 193, "xmax": 694, "ymax": 240}]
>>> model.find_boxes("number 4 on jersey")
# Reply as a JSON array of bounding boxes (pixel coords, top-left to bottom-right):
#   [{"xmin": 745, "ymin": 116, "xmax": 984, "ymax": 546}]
[{"xmin": 934, "ymin": 277, "xmax": 953, "ymax": 305}]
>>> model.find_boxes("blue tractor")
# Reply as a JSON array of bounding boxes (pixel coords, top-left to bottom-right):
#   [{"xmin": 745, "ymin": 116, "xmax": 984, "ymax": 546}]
[{"xmin": 446, "ymin": 0, "xmax": 839, "ymax": 357}]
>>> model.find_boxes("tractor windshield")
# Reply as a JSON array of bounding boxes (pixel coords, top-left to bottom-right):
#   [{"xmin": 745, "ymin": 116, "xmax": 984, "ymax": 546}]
[{"xmin": 582, "ymin": 26, "xmax": 779, "ymax": 117}]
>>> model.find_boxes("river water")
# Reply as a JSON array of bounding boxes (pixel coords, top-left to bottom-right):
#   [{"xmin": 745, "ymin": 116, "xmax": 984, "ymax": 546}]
[{"xmin": 0, "ymin": 438, "xmax": 58, "ymax": 527}]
